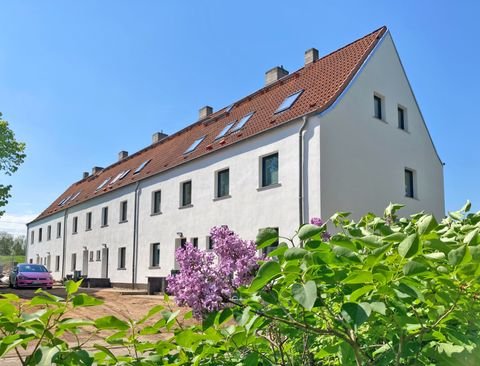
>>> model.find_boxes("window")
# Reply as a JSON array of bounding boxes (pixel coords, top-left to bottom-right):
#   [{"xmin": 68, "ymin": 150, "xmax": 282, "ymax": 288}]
[
  {"xmin": 261, "ymin": 153, "xmax": 279, "ymax": 187},
  {"xmin": 30, "ymin": 231, "xmax": 34, "ymax": 244},
  {"xmin": 89, "ymin": 251, "xmax": 94, "ymax": 262},
  {"xmin": 215, "ymin": 122, "xmax": 235, "ymax": 140},
  {"xmin": 70, "ymin": 191, "xmax": 81, "ymax": 202},
  {"xmin": 152, "ymin": 190, "xmax": 162, "ymax": 214},
  {"xmin": 184, "ymin": 136, "xmax": 206, "ymax": 154},
  {"xmin": 207, "ymin": 236, "xmax": 214, "ymax": 250},
  {"xmin": 96, "ymin": 250, "xmax": 101, "ymax": 261},
  {"xmin": 230, "ymin": 112, "xmax": 254, "ymax": 133},
  {"xmin": 101, "ymin": 207, "xmax": 109, "ymax": 227},
  {"xmin": 110, "ymin": 169, "xmax": 131, "ymax": 185},
  {"xmin": 134, "ymin": 159, "xmax": 151, "ymax": 175},
  {"xmin": 405, "ymin": 169, "xmax": 415, "ymax": 198},
  {"xmin": 38, "ymin": 228, "xmax": 43, "ymax": 242},
  {"xmin": 96, "ymin": 178, "xmax": 111, "ymax": 191},
  {"xmin": 55, "ymin": 256, "xmax": 60, "ymax": 272},
  {"xmin": 71, "ymin": 253, "xmax": 77, "ymax": 271},
  {"xmin": 118, "ymin": 247, "xmax": 126, "ymax": 269},
  {"xmin": 275, "ymin": 90, "xmax": 303, "ymax": 114},
  {"xmin": 191, "ymin": 237, "xmax": 198, "ymax": 248},
  {"xmin": 72, "ymin": 217, "xmax": 78, "ymax": 234},
  {"xmin": 216, "ymin": 169, "xmax": 230, "ymax": 198},
  {"xmin": 47, "ymin": 225, "xmax": 51, "ymax": 241},
  {"xmin": 398, "ymin": 106, "xmax": 406, "ymax": 130},
  {"xmin": 120, "ymin": 201, "xmax": 128, "ymax": 222},
  {"xmin": 180, "ymin": 181, "xmax": 192, "ymax": 207},
  {"xmin": 57, "ymin": 222, "xmax": 62, "ymax": 238},
  {"xmin": 60, "ymin": 195, "xmax": 72, "ymax": 206},
  {"xmin": 86, "ymin": 212, "xmax": 92, "ymax": 230},
  {"xmin": 261, "ymin": 227, "xmax": 279, "ymax": 256},
  {"xmin": 374, "ymin": 95, "xmax": 383, "ymax": 119},
  {"xmin": 151, "ymin": 243, "xmax": 160, "ymax": 267},
  {"xmin": 181, "ymin": 238, "xmax": 187, "ymax": 248}
]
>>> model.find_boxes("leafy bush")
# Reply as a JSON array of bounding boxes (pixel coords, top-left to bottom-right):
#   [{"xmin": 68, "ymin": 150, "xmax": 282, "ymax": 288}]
[{"xmin": 1, "ymin": 203, "xmax": 480, "ymax": 365}]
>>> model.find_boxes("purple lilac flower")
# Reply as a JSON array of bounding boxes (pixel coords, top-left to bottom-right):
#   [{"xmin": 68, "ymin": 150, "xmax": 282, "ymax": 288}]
[{"xmin": 310, "ymin": 217, "xmax": 323, "ymax": 226}]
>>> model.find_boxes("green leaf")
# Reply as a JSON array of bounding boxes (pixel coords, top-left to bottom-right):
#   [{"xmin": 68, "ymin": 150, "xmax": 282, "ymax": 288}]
[
  {"xmin": 329, "ymin": 236, "xmax": 356, "ymax": 251},
  {"xmin": 95, "ymin": 316, "xmax": 129, "ymax": 330},
  {"xmin": 341, "ymin": 302, "xmax": 371, "ymax": 327},
  {"xmin": 94, "ymin": 344, "xmax": 118, "ymax": 362},
  {"xmin": 65, "ymin": 280, "xmax": 82, "ymax": 295},
  {"xmin": 267, "ymin": 243, "xmax": 288, "ymax": 258},
  {"xmin": 424, "ymin": 252, "xmax": 445, "ymax": 261},
  {"xmin": 448, "ymin": 211, "xmax": 463, "ymax": 221},
  {"xmin": 383, "ymin": 232, "xmax": 407, "ymax": 242},
  {"xmin": 398, "ymin": 233, "xmax": 420, "ymax": 258},
  {"xmin": 292, "ymin": 281, "xmax": 317, "ymax": 310},
  {"xmin": 342, "ymin": 271, "xmax": 373, "ymax": 284},
  {"xmin": 137, "ymin": 304, "xmax": 164, "ymax": 324},
  {"xmin": 437, "ymin": 342, "xmax": 465, "ymax": 357},
  {"xmin": 448, "ymin": 245, "xmax": 471, "ymax": 266},
  {"xmin": 349, "ymin": 285, "xmax": 374, "ymax": 302},
  {"xmin": 244, "ymin": 352, "xmax": 259, "ymax": 366},
  {"xmin": 460, "ymin": 200, "xmax": 472, "ymax": 213},
  {"xmin": 57, "ymin": 318, "xmax": 95, "ymax": 330},
  {"xmin": 298, "ymin": 224, "xmax": 322, "ymax": 240},
  {"xmin": 403, "ymin": 261, "xmax": 428, "ymax": 275},
  {"xmin": 370, "ymin": 302, "xmax": 386, "ymax": 315},
  {"xmin": 417, "ymin": 214, "xmax": 438, "ymax": 236},
  {"xmin": 284, "ymin": 247, "xmax": 308, "ymax": 261},
  {"xmin": 463, "ymin": 228, "xmax": 479, "ymax": 246},
  {"xmin": 248, "ymin": 261, "xmax": 281, "ymax": 292},
  {"xmin": 256, "ymin": 228, "xmax": 279, "ymax": 249},
  {"xmin": 72, "ymin": 293, "xmax": 103, "ymax": 307}
]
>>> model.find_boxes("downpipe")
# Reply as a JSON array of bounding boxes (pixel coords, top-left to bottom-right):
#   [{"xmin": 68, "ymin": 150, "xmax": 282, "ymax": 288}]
[
  {"xmin": 131, "ymin": 182, "xmax": 140, "ymax": 289},
  {"xmin": 298, "ymin": 116, "xmax": 308, "ymax": 229}
]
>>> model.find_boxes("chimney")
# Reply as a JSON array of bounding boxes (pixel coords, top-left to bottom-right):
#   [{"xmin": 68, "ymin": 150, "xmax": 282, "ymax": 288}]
[
  {"xmin": 265, "ymin": 66, "xmax": 289, "ymax": 86},
  {"xmin": 305, "ymin": 48, "xmax": 319, "ymax": 65},
  {"xmin": 199, "ymin": 106, "xmax": 213, "ymax": 120},
  {"xmin": 82, "ymin": 172, "xmax": 89, "ymax": 179},
  {"xmin": 152, "ymin": 132, "xmax": 168, "ymax": 144},
  {"xmin": 118, "ymin": 151, "xmax": 128, "ymax": 161},
  {"xmin": 92, "ymin": 166, "xmax": 103, "ymax": 175}
]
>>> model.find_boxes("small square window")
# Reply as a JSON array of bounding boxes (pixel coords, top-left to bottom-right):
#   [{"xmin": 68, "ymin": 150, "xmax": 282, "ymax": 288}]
[
  {"xmin": 261, "ymin": 153, "xmax": 279, "ymax": 187},
  {"xmin": 398, "ymin": 106, "xmax": 407, "ymax": 130},
  {"xmin": 118, "ymin": 247, "xmax": 126, "ymax": 269},
  {"xmin": 405, "ymin": 169, "xmax": 415, "ymax": 198},
  {"xmin": 152, "ymin": 190, "xmax": 162, "ymax": 214},
  {"xmin": 180, "ymin": 181, "xmax": 192, "ymax": 207},
  {"xmin": 151, "ymin": 243, "xmax": 160, "ymax": 267},
  {"xmin": 216, "ymin": 169, "xmax": 230, "ymax": 198},
  {"xmin": 374, "ymin": 95, "xmax": 383, "ymax": 120},
  {"xmin": 120, "ymin": 201, "xmax": 128, "ymax": 222}
]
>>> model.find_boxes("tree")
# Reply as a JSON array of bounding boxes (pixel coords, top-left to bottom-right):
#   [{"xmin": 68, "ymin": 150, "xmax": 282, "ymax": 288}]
[{"xmin": 0, "ymin": 112, "xmax": 26, "ymax": 217}]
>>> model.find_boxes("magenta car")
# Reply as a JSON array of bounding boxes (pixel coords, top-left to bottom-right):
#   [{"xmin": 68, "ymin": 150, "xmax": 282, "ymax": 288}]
[{"xmin": 9, "ymin": 264, "xmax": 53, "ymax": 289}]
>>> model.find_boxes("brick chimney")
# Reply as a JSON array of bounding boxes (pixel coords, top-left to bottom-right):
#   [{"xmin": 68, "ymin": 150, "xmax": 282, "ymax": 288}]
[
  {"xmin": 199, "ymin": 106, "xmax": 213, "ymax": 120},
  {"xmin": 265, "ymin": 66, "xmax": 289, "ymax": 86},
  {"xmin": 305, "ymin": 48, "xmax": 319, "ymax": 65},
  {"xmin": 82, "ymin": 172, "xmax": 89, "ymax": 179},
  {"xmin": 152, "ymin": 132, "xmax": 168, "ymax": 144},
  {"xmin": 92, "ymin": 166, "xmax": 103, "ymax": 175},
  {"xmin": 118, "ymin": 151, "xmax": 128, "ymax": 161}
]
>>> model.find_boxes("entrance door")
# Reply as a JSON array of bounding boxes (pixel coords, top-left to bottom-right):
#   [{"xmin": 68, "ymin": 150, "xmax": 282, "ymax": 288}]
[
  {"xmin": 82, "ymin": 250, "xmax": 89, "ymax": 277},
  {"xmin": 101, "ymin": 247, "xmax": 109, "ymax": 278}
]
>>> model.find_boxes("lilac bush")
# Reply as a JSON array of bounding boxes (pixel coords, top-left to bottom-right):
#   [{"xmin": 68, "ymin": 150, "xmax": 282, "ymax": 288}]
[
  {"xmin": 167, "ymin": 225, "xmax": 261, "ymax": 318},
  {"xmin": 310, "ymin": 217, "xmax": 331, "ymax": 240}
]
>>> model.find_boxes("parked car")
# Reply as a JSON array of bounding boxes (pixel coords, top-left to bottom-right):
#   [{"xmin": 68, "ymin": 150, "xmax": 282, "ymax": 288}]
[{"xmin": 9, "ymin": 264, "xmax": 53, "ymax": 289}]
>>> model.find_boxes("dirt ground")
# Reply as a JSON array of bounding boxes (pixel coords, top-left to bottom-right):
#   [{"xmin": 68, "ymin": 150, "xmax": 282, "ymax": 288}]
[{"xmin": 0, "ymin": 285, "xmax": 196, "ymax": 365}]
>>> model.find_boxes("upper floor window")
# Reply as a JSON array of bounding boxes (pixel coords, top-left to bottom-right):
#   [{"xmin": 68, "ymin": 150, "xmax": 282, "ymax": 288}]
[
  {"xmin": 38, "ymin": 228, "xmax": 43, "ymax": 242},
  {"xmin": 47, "ymin": 225, "xmax": 51, "ymax": 241},
  {"xmin": 180, "ymin": 181, "xmax": 192, "ymax": 207},
  {"xmin": 57, "ymin": 222, "xmax": 62, "ymax": 238},
  {"xmin": 398, "ymin": 106, "xmax": 407, "ymax": 130},
  {"xmin": 72, "ymin": 217, "xmax": 78, "ymax": 234},
  {"xmin": 120, "ymin": 201, "xmax": 128, "ymax": 223},
  {"xmin": 152, "ymin": 190, "xmax": 162, "ymax": 215},
  {"xmin": 101, "ymin": 207, "xmax": 109, "ymax": 227},
  {"xmin": 216, "ymin": 169, "xmax": 230, "ymax": 198},
  {"xmin": 191, "ymin": 237, "xmax": 198, "ymax": 248},
  {"xmin": 374, "ymin": 94, "xmax": 383, "ymax": 120},
  {"xmin": 30, "ymin": 230, "xmax": 34, "ymax": 244},
  {"xmin": 86, "ymin": 212, "xmax": 92, "ymax": 231},
  {"xmin": 405, "ymin": 169, "xmax": 415, "ymax": 198},
  {"xmin": 96, "ymin": 250, "xmax": 101, "ymax": 261},
  {"xmin": 261, "ymin": 153, "xmax": 279, "ymax": 187},
  {"xmin": 207, "ymin": 236, "xmax": 214, "ymax": 251}
]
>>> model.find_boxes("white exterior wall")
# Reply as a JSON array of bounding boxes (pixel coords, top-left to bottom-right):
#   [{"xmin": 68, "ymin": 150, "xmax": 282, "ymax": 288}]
[{"xmin": 319, "ymin": 32, "xmax": 445, "ymax": 220}]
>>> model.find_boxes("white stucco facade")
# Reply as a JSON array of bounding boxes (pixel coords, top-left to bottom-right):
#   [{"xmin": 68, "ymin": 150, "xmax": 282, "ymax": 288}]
[{"xmin": 26, "ymin": 31, "xmax": 444, "ymax": 286}]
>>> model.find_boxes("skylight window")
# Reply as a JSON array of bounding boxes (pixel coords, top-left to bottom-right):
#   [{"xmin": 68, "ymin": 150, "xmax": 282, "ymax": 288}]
[
  {"xmin": 70, "ymin": 191, "xmax": 81, "ymax": 202},
  {"xmin": 215, "ymin": 122, "xmax": 235, "ymax": 140},
  {"xmin": 110, "ymin": 169, "xmax": 131, "ymax": 185},
  {"xmin": 184, "ymin": 136, "xmax": 206, "ymax": 154},
  {"xmin": 230, "ymin": 112, "xmax": 254, "ymax": 133},
  {"xmin": 96, "ymin": 177, "xmax": 111, "ymax": 191},
  {"xmin": 275, "ymin": 90, "xmax": 303, "ymax": 114},
  {"xmin": 134, "ymin": 160, "xmax": 151, "ymax": 175},
  {"xmin": 226, "ymin": 104, "xmax": 234, "ymax": 113},
  {"xmin": 58, "ymin": 196, "xmax": 69, "ymax": 206}
]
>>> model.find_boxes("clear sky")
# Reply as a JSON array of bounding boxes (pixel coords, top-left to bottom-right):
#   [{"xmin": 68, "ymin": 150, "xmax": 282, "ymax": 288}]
[{"xmin": 0, "ymin": 0, "xmax": 479, "ymax": 236}]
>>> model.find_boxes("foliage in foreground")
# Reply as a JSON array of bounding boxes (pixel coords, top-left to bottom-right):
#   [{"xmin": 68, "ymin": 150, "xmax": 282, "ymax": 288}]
[{"xmin": 1, "ymin": 203, "xmax": 480, "ymax": 365}]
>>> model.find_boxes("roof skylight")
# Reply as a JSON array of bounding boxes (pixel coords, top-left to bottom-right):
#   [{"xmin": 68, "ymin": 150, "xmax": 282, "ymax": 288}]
[
  {"xmin": 70, "ymin": 191, "xmax": 81, "ymax": 202},
  {"xmin": 226, "ymin": 104, "xmax": 234, "ymax": 113},
  {"xmin": 184, "ymin": 136, "xmax": 206, "ymax": 154},
  {"xmin": 58, "ymin": 196, "xmax": 69, "ymax": 206},
  {"xmin": 134, "ymin": 160, "xmax": 151, "ymax": 175},
  {"xmin": 96, "ymin": 177, "xmax": 111, "ymax": 191},
  {"xmin": 215, "ymin": 122, "xmax": 235, "ymax": 140},
  {"xmin": 275, "ymin": 90, "xmax": 303, "ymax": 114},
  {"xmin": 110, "ymin": 169, "xmax": 131, "ymax": 185},
  {"xmin": 230, "ymin": 112, "xmax": 254, "ymax": 133}
]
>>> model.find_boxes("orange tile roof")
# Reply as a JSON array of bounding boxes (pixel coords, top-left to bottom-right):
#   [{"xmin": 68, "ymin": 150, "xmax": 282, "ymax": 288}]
[{"xmin": 31, "ymin": 26, "xmax": 387, "ymax": 223}]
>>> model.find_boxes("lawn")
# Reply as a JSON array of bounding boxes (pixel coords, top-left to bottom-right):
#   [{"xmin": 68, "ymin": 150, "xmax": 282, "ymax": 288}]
[{"xmin": 0, "ymin": 255, "xmax": 25, "ymax": 266}]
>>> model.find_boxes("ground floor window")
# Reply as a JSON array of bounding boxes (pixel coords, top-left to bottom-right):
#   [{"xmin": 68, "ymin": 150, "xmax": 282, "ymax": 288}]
[
  {"xmin": 151, "ymin": 243, "xmax": 160, "ymax": 267},
  {"xmin": 55, "ymin": 256, "xmax": 60, "ymax": 272},
  {"xmin": 118, "ymin": 247, "xmax": 126, "ymax": 269},
  {"xmin": 71, "ymin": 253, "xmax": 76, "ymax": 271}
]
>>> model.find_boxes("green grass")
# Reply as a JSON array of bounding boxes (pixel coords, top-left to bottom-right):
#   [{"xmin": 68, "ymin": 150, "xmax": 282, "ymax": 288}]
[{"xmin": 0, "ymin": 255, "xmax": 25, "ymax": 265}]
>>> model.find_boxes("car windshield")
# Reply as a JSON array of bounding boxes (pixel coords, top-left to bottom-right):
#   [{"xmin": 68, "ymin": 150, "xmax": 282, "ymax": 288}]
[{"xmin": 17, "ymin": 265, "xmax": 48, "ymax": 273}]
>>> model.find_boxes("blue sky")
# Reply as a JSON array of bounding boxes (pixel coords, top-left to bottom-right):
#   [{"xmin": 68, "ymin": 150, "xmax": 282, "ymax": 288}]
[{"xmin": 0, "ymin": 1, "xmax": 479, "ymax": 235}]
